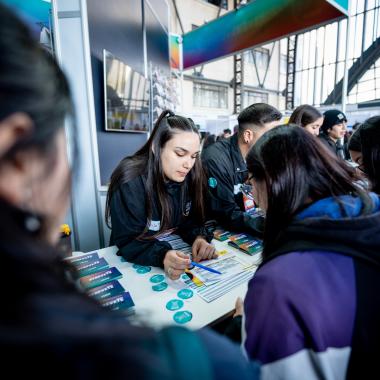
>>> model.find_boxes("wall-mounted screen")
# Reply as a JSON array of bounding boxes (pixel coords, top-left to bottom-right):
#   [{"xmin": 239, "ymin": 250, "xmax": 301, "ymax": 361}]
[{"xmin": 103, "ymin": 49, "xmax": 150, "ymax": 132}]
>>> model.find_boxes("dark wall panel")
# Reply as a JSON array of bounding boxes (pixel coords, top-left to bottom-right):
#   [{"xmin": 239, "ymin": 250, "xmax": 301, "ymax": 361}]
[
  {"xmin": 87, "ymin": 0, "xmax": 170, "ymax": 185},
  {"xmin": 87, "ymin": 0, "xmax": 147, "ymax": 185}
]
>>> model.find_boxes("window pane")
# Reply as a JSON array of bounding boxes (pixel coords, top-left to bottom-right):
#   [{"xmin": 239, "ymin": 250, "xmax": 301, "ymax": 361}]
[{"xmin": 193, "ymin": 82, "xmax": 228, "ymax": 109}]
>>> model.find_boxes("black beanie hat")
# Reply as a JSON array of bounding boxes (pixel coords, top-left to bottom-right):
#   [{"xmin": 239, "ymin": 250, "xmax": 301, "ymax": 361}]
[{"xmin": 320, "ymin": 109, "xmax": 347, "ymax": 134}]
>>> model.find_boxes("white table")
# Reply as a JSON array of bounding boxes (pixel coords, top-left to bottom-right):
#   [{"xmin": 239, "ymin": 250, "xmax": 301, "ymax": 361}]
[{"xmin": 73, "ymin": 240, "xmax": 261, "ymax": 330}]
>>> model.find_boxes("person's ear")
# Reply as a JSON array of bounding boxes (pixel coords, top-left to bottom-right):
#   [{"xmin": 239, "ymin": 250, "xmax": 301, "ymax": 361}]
[
  {"xmin": 0, "ymin": 112, "xmax": 33, "ymax": 158},
  {"xmin": 243, "ymin": 129, "xmax": 253, "ymax": 144}
]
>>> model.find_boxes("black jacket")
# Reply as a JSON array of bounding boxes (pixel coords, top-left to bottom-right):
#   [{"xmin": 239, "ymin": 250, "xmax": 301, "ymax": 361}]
[
  {"xmin": 0, "ymin": 199, "xmax": 258, "ymax": 379},
  {"xmin": 202, "ymin": 134, "xmax": 263, "ymax": 235},
  {"xmin": 110, "ymin": 174, "xmax": 212, "ymax": 267},
  {"xmin": 318, "ymin": 133, "xmax": 345, "ymax": 159}
]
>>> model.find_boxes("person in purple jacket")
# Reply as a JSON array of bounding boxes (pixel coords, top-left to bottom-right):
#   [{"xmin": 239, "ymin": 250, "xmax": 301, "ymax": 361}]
[{"xmin": 242, "ymin": 125, "xmax": 380, "ymax": 379}]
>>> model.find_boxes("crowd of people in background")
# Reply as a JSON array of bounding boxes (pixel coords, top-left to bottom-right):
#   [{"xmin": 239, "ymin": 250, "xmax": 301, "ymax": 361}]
[{"xmin": 1, "ymin": 3, "xmax": 380, "ymax": 379}]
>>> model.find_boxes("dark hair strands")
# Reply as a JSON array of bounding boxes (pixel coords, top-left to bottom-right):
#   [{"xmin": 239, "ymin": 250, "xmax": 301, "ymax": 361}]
[
  {"xmin": 247, "ymin": 125, "xmax": 373, "ymax": 258},
  {"xmin": 288, "ymin": 104, "xmax": 322, "ymax": 128},
  {"xmin": 237, "ymin": 103, "xmax": 282, "ymax": 137}
]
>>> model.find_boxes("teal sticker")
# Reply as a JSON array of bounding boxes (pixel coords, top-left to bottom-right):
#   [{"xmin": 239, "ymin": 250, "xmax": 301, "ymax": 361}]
[
  {"xmin": 166, "ymin": 299, "xmax": 184, "ymax": 311},
  {"xmin": 132, "ymin": 264, "xmax": 142, "ymax": 269},
  {"xmin": 177, "ymin": 288, "xmax": 193, "ymax": 299},
  {"xmin": 150, "ymin": 274, "xmax": 165, "ymax": 283},
  {"xmin": 173, "ymin": 310, "xmax": 193, "ymax": 324},
  {"xmin": 208, "ymin": 177, "xmax": 217, "ymax": 188},
  {"xmin": 136, "ymin": 266, "xmax": 151, "ymax": 274},
  {"xmin": 152, "ymin": 282, "xmax": 168, "ymax": 292},
  {"xmin": 181, "ymin": 274, "xmax": 188, "ymax": 280}
]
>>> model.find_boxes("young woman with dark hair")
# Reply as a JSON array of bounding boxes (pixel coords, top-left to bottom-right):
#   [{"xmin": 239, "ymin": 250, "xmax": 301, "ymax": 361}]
[
  {"xmin": 288, "ymin": 104, "xmax": 323, "ymax": 136},
  {"xmin": 106, "ymin": 110, "xmax": 216, "ymax": 280},
  {"xmin": 0, "ymin": 4, "xmax": 257, "ymax": 378},
  {"xmin": 241, "ymin": 125, "xmax": 380, "ymax": 379}
]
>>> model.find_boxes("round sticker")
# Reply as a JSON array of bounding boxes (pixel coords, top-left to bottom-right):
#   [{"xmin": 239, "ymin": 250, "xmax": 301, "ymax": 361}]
[
  {"xmin": 173, "ymin": 310, "xmax": 193, "ymax": 324},
  {"xmin": 177, "ymin": 288, "xmax": 193, "ymax": 299},
  {"xmin": 136, "ymin": 266, "xmax": 151, "ymax": 274},
  {"xmin": 208, "ymin": 177, "xmax": 217, "ymax": 188},
  {"xmin": 181, "ymin": 274, "xmax": 189, "ymax": 280},
  {"xmin": 152, "ymin": 282, "xmax": 168, "ymax": 292},
  {"xmin": 150, "ymin": 274, "xmax": 165, "ymax": 283},
  {"xmin": 166, "ymin": 299, "xmax": 184, "ymax": 311},
  {"xmin": 132, "ymin": 264, "xmax": 142, "ymax": 269}
]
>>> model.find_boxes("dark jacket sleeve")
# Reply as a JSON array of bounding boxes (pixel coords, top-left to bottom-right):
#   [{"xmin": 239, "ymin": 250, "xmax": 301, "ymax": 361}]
[
  {"xmin": 176, "ymin": 210, "xmax": 214, "ymax": 246},
  {"xmin": 203, "ymin": 156, "xmax": 264, "ymax": 236},
  {"xmin": 110, "ymin": 180, "xmax": 171, "ymax": 267}
]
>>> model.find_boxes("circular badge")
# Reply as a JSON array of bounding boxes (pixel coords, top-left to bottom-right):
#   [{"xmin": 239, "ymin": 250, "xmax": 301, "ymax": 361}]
[
  {"xmin": 208, "ymin": 177, "xmax": 218, "ymax": 188},
  {"xmin": 173, "ymin": 310, "xmax": 193, "ymax": 324},
  {"xmin": 136, "ymin": 266, "xmax": 151, "ymax": 274},
  {"xmin": 166, "ymin": 299, "xmax": 184, "ymax": 311},
  {"xmin": 152, "ymin": 282, "xmax": 168, "ymax": 292},
  {"xmin": 150, "ymin": 274, "xmax": 165, "ymax": 283},
  {"xmin": 177, "ymin": 288, "xmax": 193, "ymax": 299}
]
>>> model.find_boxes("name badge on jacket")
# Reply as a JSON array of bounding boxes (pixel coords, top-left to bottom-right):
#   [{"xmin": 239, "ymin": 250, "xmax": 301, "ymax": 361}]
[
  {"xmin": 148, "ymin": 220, "xmax": 160, "ymax": 231},
  {"xmin": 234, "ymin": 184, "xmax": 242, "ymax": 195}
]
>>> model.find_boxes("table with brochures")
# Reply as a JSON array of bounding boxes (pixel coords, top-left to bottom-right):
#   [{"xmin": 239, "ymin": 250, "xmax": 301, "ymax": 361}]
[{"xmin": 72, "ymin": 236, "xmax": 262, "ymax": 330}]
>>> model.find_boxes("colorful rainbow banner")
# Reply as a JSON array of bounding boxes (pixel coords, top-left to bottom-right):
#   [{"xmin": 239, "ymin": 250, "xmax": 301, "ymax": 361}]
[
  {"xmin": 170, "ymin": 33, "xmax": 182, "ymax": 70},
  {"xmin": 182, "ymin": 0, "xmax": 348, "ymax": 69}
]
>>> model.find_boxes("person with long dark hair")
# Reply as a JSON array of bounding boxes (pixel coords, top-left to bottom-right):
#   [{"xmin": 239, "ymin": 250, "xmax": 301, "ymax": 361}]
[
  {"xmin": 241, "ymin": 126, "xmax": 380, "ymax": 379},
  {"xmin": 288, "ymin": 104, "xmax": 323, "ymax": 136},
  {"xmin": 0, "ymin": 4, "xmax": 259, "ymax": 378},
  {"xmin": 106, "ymin": 111, "xmax": 216, "ymax": 280}
]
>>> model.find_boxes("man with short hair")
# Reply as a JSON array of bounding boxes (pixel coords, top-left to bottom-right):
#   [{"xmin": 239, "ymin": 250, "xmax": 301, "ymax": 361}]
[
  {"xmin": 202, "ymin": 103, "xmax": 282, "ymax": 235},
  {"xmin": 318, "ymin": 109, "xmax": 347, "ymax": 159}
]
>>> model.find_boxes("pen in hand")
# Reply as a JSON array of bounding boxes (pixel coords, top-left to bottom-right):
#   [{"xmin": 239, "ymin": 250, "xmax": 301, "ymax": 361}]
[{"xmin": 190, "ymin": 261, "xmax": 222, "ymax": 275}]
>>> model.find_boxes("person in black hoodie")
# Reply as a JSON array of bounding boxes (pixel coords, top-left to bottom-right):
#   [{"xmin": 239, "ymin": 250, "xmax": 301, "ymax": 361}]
[
  {"xmin": 318, "ymin": 109, "xmax": 347, "ymax": 159},
  {"xmin": 0, "ymin": 5, "xmax": 259, "ymax": 379},
  {"xmin": 106, "ymin": 111, "xmax": 217, "ymax": 280}
]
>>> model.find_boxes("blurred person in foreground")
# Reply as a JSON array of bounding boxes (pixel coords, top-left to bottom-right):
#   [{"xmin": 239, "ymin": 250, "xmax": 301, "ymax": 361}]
[{"xmin": 0, "ymin": 4, "xmax": 258, "ymax": 379}]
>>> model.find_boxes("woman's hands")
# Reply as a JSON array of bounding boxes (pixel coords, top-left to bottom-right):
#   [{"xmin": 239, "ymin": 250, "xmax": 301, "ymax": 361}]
[
  {"xmin": 192, "ymin": 237, "xmax": 217, "ymax": 262},
  {"xmin": 163, "ymin": 250, "xmax": 191, "ymax": 280},
  {"xmin": 163, "ymin": 238, "xmax": 217, "ymax": 280}
]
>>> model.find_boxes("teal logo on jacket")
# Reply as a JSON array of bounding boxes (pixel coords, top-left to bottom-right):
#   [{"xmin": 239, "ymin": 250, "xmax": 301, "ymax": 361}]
[{"xmin": 208, "ymin": 177, "xmax": 217, "ymax": 188}]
